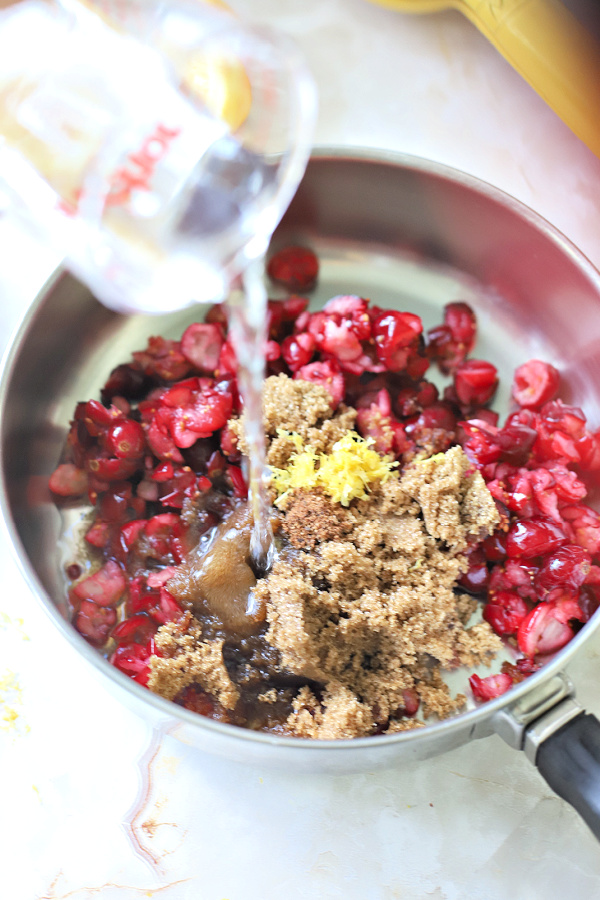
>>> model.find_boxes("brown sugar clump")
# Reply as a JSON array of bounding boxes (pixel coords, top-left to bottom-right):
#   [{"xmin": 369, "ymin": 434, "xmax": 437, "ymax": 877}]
[
  {"xmin": 230, "ymin": 374, "xmax": 357, "ymax": 468},
  {"xmin": 256, "ymin": 445, "xmax": 501, "ymax": 739},
  {"xmin": 147, "ymin": 614, "xmax": 239, "ymax": 709},
  {"xmin": 286, "ymin": 683, "xmax": 373, "ymax": 740},
  {"xmin": 282, "ymin": 490, "xmax": 353, "ymax": 549}
]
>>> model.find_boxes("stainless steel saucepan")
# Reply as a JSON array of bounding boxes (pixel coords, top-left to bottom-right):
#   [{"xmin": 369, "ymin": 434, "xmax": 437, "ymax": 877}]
[{"xmin": 2, "ymin": 149, "xmax": 600, "ymax": 838}]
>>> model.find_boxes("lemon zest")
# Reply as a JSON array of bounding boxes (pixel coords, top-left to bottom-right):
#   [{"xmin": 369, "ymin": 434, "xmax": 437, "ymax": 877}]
[{"xmin": 270, "ymin": 431, "xmax": 398, "ymax": 508}]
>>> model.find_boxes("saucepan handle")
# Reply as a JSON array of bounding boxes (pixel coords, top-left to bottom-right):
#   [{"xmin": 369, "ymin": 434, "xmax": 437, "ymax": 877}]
[{"xmin": 535, "ymin": 712, "xmax": 600, "ymax": 841}]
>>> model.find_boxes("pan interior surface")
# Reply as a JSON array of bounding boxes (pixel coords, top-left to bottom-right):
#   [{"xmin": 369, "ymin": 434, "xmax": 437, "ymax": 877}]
[{"xmin": 4, "ymin": 152, "xmax": 600, "ymax": 764}]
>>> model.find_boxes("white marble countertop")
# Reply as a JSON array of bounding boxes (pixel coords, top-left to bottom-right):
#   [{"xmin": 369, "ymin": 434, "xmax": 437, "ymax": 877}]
[{"xmin": 2, "ymin": 1, "xmax": 600, "ymax": 897}]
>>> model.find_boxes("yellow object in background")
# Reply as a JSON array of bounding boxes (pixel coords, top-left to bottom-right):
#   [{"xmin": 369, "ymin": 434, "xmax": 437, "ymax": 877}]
[
  {"xmin": 79, "ymin": 0, "xmax": 252, "ymax": 131},
  {"xmin": 368, "ymin": 0, "xmax": 600, "ymax": 159}
]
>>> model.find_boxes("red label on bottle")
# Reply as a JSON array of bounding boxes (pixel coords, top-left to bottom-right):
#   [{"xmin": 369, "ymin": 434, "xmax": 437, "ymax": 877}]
[{"xmin": 105, "ymin": 123, "xmax": 181, "ymax": 208}]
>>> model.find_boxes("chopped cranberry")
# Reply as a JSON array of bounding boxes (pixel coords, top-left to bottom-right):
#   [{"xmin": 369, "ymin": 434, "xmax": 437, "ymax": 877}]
[
  {"xmin": 579, "ymin": 584, "xmax": 600, "ymax": 622},
  {"xmin": 372, "ymin": 311, "xmax": 423, "ymax": 371},
  {"xmin": 469, "ymin": 672, "xmax": 513, "ymax": 702},
  {"xmin": 132, "ymin": 336, "xmax": 191, "ymax": 382},
  {"xmin": 101, "ymin": 363, "xmax": 148, "ymax": 405},
  {"xmin": 458, "ymin": 546, "xmax": 489, "ymax": 594},
  {"xmin": 459, "ymin": 420, "xmax": 501, "ymax": 467},
  {"xmin": 112, "ymin": 614, "xmax": 157, "ymax": 644},
  {"xmin": 394, "ymin": 688, "xmax": 420, "ymax": 718},
  {"xmin": 175, "ymin": 684, "xmax": 230, "ymax": 721},
  {"xmin": 506, "ymin": 517, "xmax": 566, "ymax": 559},
  {"xmin": 495, "ymin": 423, "xmax": 537, "ymax": 465},
  {"xmin": 482, "ymin": 530, "xmax": 508, "ymax": 562},
  {"xmin": 215, "ymin": 340, "xmax": 237, "ymax": 378},
  {"xmin": 454, "ymin": 360, "xmax": 498, "ymax": 408},
  {"xmin": 85, "ymin": 520, "xmax": 112, "ymax": 549},
  {"xmin": 512, "ymin": 359, "xmax": 560, "ymax": 409},
  {"xmin": 74, "ymin": 600, "xmax": 116, "ymax": 646},
  {"xmin": 148, "ymin": 587, "xmax": 183, "ymax": 625},
  {"xmin": 111, "ymin": 639, "xmax": 153, "ymax": 683},
  {"xmin": 281, "ymin": 332, "xmax": 316, "ymax": 371},
  {"xmin": 294, "ymin": 360, "xmax": 345, "ymax": 407},
  {"xmin": 267, "ymin": 246, "xmax": 319, "ymax": 291},
  {"xmin": 534, "ymin": 545, "xmax": 592, "ymax": 594},
  {"xmin": 227, "ymin": 464, "xmax": 248, "ymax": 499},
  {"xmin": 105, "ymin": 420, "xmax": 145, "ymax": 463},
  {"xmin": 72, "ymin": 560, "xmax": 126, "ymax": 607},
  {"xmin": 501, "ymin": 657, "xmax": 541, "ymax": 683},
  {"xmin": 86, "ymin": 456, "xmax": 139, "ymax": 481},
  {"xmin": 561, "ymin": 504, "xmax": 600, "ymax": 555},
  {"xmin": 517, "ymin": 601, "xmax": 575, "ymax": 657},
  {"xmin": 319, "ymin": 318, "xmax": 364, "ymax": 362},
  {"xmin": 180, "ymin": 323, "xmax": 224, "ymax": 373},
  {"xmin": 445, "ymin": 302, "xmax": 477, "ymax": 346},
  {"xmin": 426, "ymin": 302, "xmax": 477, "ymax": 374},
  {"xmin": 49, "ymin": 463, "xmax": 88, "ymax": 497},
  {"xmin": 483, "ymin": 590, "xmax": 529, "ymax": 635}
]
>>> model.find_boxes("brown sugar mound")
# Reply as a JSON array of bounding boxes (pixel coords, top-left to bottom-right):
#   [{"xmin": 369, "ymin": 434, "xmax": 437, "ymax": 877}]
[
  {"xmin": 254, "ymin": 446, "xmax": 501, "ymax": 740},
  {"xmin": 147, "ymin": 613, "xmax": 239, "ymax": 709}
]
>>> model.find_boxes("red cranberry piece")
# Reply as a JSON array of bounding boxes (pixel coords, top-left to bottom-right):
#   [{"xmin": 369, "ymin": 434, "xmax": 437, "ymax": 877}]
[
  {"xmin": 482, "ymin": 530, "xmax": 508, "ymax": 562},
  {"xmin": 101, "ymin": 363, "xmax": 148, "ymax": 404},
  {"xmin": 49, "ymin": 463, "xmax": 88, "ymax": 497},
  {"xmin": 84, "ymin": 521, "xmax": 112, "ymax": 549},
  {"xmin": 454, "ymin": 360, "xmax": 498, "ymax": 407},
  {"xmin": 501, "ymin": 657, "xmax": 541, "ymax": 683},
  {"xmin": 517, "ymin": 601, "xmax": 574, "ymax": 657},
  {"xmin": 579, "ymin": 584, "xmax": 600, "ymax": 622},
  {"xmin": 72, "ymin": 560, "xmax": 126, "ymax": 607},
  {"xmin": 426, "ymin": 303, "xmax": 477, "ymax": 374},
  {"xmin": 445, "ymin": 302, "xmax": 477, "ymax": 347},
  {"xmin": 458, "ymin": 546, "xmax": 489, "ymax": 594},
  {"xmin": 294, "ymin": 360, "xmax": 345, "ymax": 407},
  {"xmin": 148, "ymin": 588, "xmax": 183, "ymax": 625},
  {"xmin": 75, "ymin": 600, "xmax": 117, "ymax": 646},
  {"xmin": 180, "ymin": 323, "xmax": 224, "ymax": 373},
  {"xmin": 512, "ymin": 359, "xmax": 560, "ymax": 409},
  {"xmin": 168, "ymin": 385, "xmax": 233, "ymax": 447},
  {"xmin": 459, "ymin": 420, "xmax": 501, "ymax": 466},
  {"xmin": 106, "ymin": 420, "xmax": 146, "ymax": 460},
  {"xmin": 505, "ymin": 517, "xmax": 566, "ymax": 559},
  {"xmin": 469, "ymin": 672, "xmax": 513, "ymax": 702},
  {"xmin": 534, "ymin": 545, "xmax": 592, "ymax": 594},
  {"xmin": 394, "ymin": 688, "xmax": 420, "ymax": 718},
  {"xmin": 495, "ymin": 423, "xmax": 537, "ymax": 466},
  {"xmin": 281, "ymin": 333, "xmax": 316, "ymax": 371},
  {"xmin": 133, "ymin": 336, "xmax": 191, "ymax": 382},
  {"xmin": 373, "ymin": 311, "xmax": 423, "ymax": 370},
  {"xmin": 267, "ymin": 246, "xmax": 319, "ymax": 291},
  {"xmin": 111, "ymin": 640, "xmax": 153, "ymax": 682},
  {"xmin": 84, "ymin": 399, "xmax": 125, "ymax": 430},
  {"xmin": 227, "ymin": 464, "xmax": 248, "ymax": 499},
  {"xmin": 86, "ymin": 457, "xmax": 139, "ymax": 481},
  {"xmin": 483, "ymin": 591, "xmax": 529, "ymax": 635},
  {"xmin": 561, "ymin": 504, "xmax": 600, "ymax": 555},
  {"xmin": 215, "ymin": 341, "xmax": 237, "ymax": 377},
  {"xmin": 112, "ymin": 614, "xmax": 157, "ymax": 645},
  {"xmin": 120, "ymin": 519, "xmax": 147, "ymax": 551}
]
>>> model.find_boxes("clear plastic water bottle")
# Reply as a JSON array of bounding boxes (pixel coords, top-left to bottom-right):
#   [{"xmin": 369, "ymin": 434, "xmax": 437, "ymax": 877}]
[{"xmin": 0, "ymin": 0, "xmax": 317, "ymax": 313}]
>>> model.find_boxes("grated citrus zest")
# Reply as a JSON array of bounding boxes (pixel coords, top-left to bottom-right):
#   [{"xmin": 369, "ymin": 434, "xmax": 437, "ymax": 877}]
[{"xmin": 270, "ymin": 430, "xmax": 398, "ymax": 507}]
